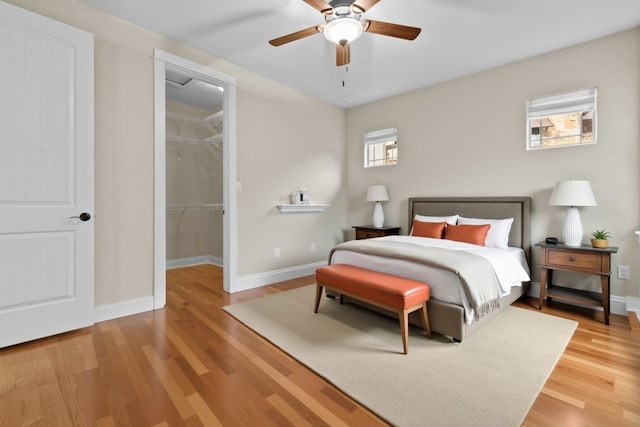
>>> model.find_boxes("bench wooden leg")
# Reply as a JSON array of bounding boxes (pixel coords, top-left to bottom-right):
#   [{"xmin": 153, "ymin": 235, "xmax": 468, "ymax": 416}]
[
  {"xmin": 420, "ymin": 302, "xmax": 432, "ymax": 338},
  {"xmin": 314, "ymin": 284, "xmax": 324, "ymax": 313},
  {"xmin": 399, "ymin": 309, "xmax": 409, "ymax": 354},
  {"xmin": 400, "ymin": 303, "xmax": 432, "ymax": 354}
]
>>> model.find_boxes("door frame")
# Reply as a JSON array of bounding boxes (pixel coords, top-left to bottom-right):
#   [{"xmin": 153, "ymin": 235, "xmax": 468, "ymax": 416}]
[{"xmin": 153, "ymin": 49, "xmax": 237, "ymax": 306}]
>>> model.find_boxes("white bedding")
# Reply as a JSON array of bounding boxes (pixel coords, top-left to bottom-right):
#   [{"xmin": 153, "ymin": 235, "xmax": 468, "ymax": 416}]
[{"xmin": 330, "ymin": 235, "xmax": 531, "ymax": 324}]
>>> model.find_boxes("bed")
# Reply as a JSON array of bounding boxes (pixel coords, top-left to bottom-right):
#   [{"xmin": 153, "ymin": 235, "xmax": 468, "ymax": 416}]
[{"xmin": 328, "ymin": 196, "xmax": 532, "ymax": 342}]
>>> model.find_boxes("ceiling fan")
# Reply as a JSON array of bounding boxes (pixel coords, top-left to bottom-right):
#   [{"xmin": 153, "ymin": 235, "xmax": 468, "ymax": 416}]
[{"xmin": 269, "ymin": 0, "xmax": 421, "ymax": 66}]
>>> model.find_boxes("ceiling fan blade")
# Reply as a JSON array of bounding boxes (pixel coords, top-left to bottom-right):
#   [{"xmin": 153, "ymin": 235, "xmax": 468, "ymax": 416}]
[
  {"xmin": 336, "ymin": 42, "xmax": 351, "ymax": 66},
  {"xmin": 364, "ymin": 20, "xmax": 421, "ymax": 40},
  {"xmin": 303, "ymin": 0, "xmax": 333, "ymax": 15},
  {"xmin": 352, "ymin": 0, "xmax": 380, "ymax": 13},
  {"xmin": 269, "ymin": 25, "xmax": 321, "ymax": 46}
]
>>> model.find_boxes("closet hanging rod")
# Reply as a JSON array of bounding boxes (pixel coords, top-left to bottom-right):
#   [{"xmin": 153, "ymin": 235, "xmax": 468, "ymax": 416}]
[{"xmin": 166, "ymin": 134, "xmax": 222, "ymax": 146}]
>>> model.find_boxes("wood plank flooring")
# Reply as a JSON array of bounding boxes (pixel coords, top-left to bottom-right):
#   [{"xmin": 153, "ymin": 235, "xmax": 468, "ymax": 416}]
[{"xmin": 1, "ymin": 263, "xmax": 638, "ymax": 426}]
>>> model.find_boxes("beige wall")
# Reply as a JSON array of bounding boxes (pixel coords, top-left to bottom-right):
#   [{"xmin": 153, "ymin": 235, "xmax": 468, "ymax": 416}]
[
  {"xmin": 6, "ymin": 0, "xmax": 346, "ymax": 305},
  {"xmin": 237, "ymin": 89, "xmax": 346, "ymax": 274},
  {"xmin": 346, "ymin": 28, "xmax": 640, "ymax": 297}
]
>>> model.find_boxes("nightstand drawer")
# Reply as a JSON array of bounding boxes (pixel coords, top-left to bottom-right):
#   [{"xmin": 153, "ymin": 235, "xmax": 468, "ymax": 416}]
[
  {"xmin": 353, "ymin": 225, "xmax": 401, "ymax": 240},
  {"xmin": 547, "ymin": 249, "xmax": 600, "ymax": 272},
  {"xmin": 356, "ymin": 229, "xmax": 386, "ymax": 239}
]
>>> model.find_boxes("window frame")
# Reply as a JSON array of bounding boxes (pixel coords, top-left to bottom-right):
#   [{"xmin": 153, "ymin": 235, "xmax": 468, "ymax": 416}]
[
  {"xmin": 526, "ymin": 87, "xmax": 597, "ymax": 151},
  {"xmin": 364, "ymin": 127, "xmax": 398, "ymax": 168}
]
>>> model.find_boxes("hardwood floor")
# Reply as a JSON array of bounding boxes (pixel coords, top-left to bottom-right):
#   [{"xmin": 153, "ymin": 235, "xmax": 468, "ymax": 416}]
[{"xmin": 1, "ymin": 263, "xmax": 638, "ymax": 426}]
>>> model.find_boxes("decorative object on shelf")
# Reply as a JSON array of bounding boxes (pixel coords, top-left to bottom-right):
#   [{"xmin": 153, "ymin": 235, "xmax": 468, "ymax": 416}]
[
  {"xmin": 291, "ymin": 187, "xmax": 310, "ymax": 205},
  {"xmin": 548, "ymin": 180, "xmax": 597, "ymax": 247},
  {"xmin": 366, "ymin": 185, "xmax": 389, "ymax": 228},
  {"xmin": 590, "ymin": 229, "xmax": 611, "ymax": 248}
]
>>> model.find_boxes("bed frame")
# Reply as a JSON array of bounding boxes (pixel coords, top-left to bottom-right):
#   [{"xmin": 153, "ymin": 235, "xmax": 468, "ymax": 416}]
[
  {"xmin": 334, "ymin": 196, "xmax": 532, "ymax": 342},
  {"xmin": 407, "ymin": 196, "xmax": 532, "ymax": 341}
]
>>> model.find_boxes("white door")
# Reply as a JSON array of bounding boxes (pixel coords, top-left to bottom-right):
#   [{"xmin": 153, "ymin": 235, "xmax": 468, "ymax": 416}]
[{"xmin": 0, "ymin": 1, "xmax": 94, "ymax": 347}]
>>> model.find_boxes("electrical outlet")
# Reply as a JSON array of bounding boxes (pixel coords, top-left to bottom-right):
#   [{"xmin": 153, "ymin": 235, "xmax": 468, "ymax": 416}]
[
  {"xmin": 274, "ymin": 248, "xmax": 280, "ymax": 258},
  {"xmin": 617, "ymin": 265, "xmax": 630, "ymax": 280},
  {"xmin": 310, "ymin": 243, "xmax": 316, "ymax": 252}
]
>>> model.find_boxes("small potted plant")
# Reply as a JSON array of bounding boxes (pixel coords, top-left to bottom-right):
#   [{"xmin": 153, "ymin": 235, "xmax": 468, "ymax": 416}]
[{"xmin": 591, "ymin": 230, "xmax": 611, "ymax": 248}]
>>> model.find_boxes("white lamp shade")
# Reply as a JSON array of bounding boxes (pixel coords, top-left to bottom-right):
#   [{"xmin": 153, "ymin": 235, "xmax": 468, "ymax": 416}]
[
  {"xmin": 366, "ymin": 185, "xmax": 389, "ymax": 202},
  {"xmin": 323, "ymin": 18, "xmax": 364, "ymax": 44},
  {"xmin": 548, "ymin": 180, "xmax": 597, "ymax": 207}
]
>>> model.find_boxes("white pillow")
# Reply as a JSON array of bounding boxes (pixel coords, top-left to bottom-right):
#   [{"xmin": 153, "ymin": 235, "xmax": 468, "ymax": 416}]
[
  {"xmin": 457, "ymin": 217, "xmax": 514, "ymax": 250},
  {"xmin": 414, "ymin": 214, "xmax": 459, "ymax": 225}
]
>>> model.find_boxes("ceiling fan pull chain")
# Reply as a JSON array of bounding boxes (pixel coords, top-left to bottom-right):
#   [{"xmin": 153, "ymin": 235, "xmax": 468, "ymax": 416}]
[{"xmin": 342, "ymin": 65, "xmax": 350, "ymax": 87}]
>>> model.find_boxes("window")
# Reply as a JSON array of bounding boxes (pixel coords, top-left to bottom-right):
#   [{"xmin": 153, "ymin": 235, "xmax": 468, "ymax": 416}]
[
  {"xmin": 364, "ymin": 128, "xmax": 398, "ymax": 167},
  {"xmin": 527, "ymin": 87, "xmax": 597, "ymax": 150}
]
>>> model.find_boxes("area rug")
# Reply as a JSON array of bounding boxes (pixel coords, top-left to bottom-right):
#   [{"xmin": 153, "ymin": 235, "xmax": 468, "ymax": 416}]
[{"xmin": 224, "ymin": 285, "xmax": 577, "ymax": 426}]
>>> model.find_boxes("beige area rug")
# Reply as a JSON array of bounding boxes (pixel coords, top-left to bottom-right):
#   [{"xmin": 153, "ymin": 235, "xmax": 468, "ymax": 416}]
[{"xmin": 224, "ymin": 286, "xmax": 577, "ymax": 427}]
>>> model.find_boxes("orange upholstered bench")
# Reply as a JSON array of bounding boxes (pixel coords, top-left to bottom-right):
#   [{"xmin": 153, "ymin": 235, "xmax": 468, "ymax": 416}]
[{"xmin": 314, "ymin": 264, "xmax": 432, "ymax": 354}]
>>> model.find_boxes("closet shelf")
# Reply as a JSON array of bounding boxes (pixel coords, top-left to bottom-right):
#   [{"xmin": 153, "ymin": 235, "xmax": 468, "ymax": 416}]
[
  {"xmin": 166, "ymin": 111, "xmax": 223, "ymax": 126},
  {"xmin": 166, "ymin": 110, "xmax": 223, "ymax": 148},
  {"xmin": 276, "ymin": 204, "xmax": 330, "ymax": 213}
]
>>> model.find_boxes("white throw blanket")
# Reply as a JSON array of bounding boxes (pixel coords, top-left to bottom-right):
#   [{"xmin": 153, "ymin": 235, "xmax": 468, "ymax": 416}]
[{"xmin": 329, "ymin": 236, "xmax": 530, "ymax": 321}]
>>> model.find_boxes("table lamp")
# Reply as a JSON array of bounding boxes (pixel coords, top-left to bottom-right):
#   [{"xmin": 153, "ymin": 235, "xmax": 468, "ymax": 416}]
[
  {"xmin": 366, "ymin": 185, "xmax": 389, "ymax": 228},
  {"xmin": 548, "ymin": 180, "xmax": 597, "ymax": 246}
]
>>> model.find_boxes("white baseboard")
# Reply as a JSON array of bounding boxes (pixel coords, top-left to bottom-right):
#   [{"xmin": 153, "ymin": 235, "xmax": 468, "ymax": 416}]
[
  {"xmin": 94, "ymin": 261, "xmax": 326, "ymax": 321},
  {"xmin": 167, "ymin": 255, "xmax": 223, "ymax": 269},
  {"xmin": 94, "ymin": 277, "xmax": 630, "ymax": 324},
  {"xmin": 94, "ymin": 296, "xmax": 155, "ymax": 323},
  {"xmin": 234, "ymin": 261, "xmax": 327, "ymax": 293},
  {"xmin": 528, "ymin": 282, "xmax": 627, "ymax": 316}
]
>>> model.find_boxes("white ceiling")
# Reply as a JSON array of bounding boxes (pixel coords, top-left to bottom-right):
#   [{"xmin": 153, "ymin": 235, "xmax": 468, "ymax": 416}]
[{"xmin": 82, "ymin": 0, "xmax": 640, "ymax": 109}]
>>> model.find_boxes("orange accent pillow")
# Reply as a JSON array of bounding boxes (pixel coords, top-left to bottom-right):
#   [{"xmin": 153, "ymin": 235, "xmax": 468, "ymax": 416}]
[
  {"xmin": 444, "ymin": 223, "xmax": 490, "ymax": 246},
  {"xmin": 411, "ymin": 220, "xmax": 446, "ymax": 238}
]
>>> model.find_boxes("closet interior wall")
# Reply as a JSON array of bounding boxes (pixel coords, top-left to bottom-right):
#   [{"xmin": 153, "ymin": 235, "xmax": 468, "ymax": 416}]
[{"xmin": 166, "ymin": 99, "xmax": 223, "ymax": 267}]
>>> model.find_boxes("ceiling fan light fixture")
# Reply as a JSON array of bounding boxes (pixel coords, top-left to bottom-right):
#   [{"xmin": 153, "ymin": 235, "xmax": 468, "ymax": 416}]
[{"xmin": 323, "ymin": 17, "xmax": 363, "ymax": 44}]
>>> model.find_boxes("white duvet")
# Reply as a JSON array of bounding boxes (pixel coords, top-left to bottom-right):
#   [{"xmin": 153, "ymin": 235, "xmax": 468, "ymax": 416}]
[{"xmin": 330, "ymin": 235, "xmax": 531, "ymax": 323}]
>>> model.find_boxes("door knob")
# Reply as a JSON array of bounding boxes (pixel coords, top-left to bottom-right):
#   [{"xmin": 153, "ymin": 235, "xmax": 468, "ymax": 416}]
[{"xmin": 71, "ymin": 212, "xmax": 91, "ymax": 221}]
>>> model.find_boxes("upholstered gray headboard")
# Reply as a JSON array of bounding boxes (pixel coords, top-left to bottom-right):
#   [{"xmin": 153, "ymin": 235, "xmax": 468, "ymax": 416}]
[{"xmin": 408, "ymin": 197, "xmax": 532, "ymax": 265}]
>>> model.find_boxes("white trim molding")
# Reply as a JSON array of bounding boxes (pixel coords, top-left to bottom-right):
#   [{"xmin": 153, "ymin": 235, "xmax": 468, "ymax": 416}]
[
  {"xmin": 153, "ymin": 48, "xmax": 238, "ymax": 306},
  {"xmin": 234, "ymin": 261, "xmax": 328, "ymax": 293},
  {"xmin": 94, "ymin": 297, "xmax": 155, "ymax": 323},
  {"xmin": 166, "ymin": 256, "xmax": 223, "ymax": 269}
]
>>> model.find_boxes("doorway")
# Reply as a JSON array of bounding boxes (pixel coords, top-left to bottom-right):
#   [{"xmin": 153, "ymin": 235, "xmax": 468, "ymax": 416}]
[{"xmin": 153, "ymin": 49, "xmax": 237, "ymax": 307}]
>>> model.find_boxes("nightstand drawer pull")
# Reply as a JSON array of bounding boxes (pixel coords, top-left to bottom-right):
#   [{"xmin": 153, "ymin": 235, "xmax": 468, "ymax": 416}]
[{"xmin": 569, "ymin": 257, "xmax": 575, "ymax": 262}]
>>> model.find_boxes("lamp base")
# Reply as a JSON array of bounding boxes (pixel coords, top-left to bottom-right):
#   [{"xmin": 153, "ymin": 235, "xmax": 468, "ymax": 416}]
[
  {"xmin": 563, "ymin": 206, "xmax": 583, "ymax": 246},
  {"xmin": 372, "ymin": 201, "xmax": 384, "ymax": 228}
]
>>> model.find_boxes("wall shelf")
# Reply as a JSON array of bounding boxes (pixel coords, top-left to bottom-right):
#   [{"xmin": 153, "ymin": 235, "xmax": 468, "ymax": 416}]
[{"xmin": 276, "ymin": 204, "xmax": 329, "ymax": 213}]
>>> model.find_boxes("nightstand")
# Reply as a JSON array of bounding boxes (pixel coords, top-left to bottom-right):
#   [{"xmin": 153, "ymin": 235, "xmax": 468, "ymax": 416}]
[
  {"xmin": 536, "ymin": 241, "xmax": 618, "ymax": 324},
  {"xmin": 353, "ymin": 225, "xmax": 401, "ymax": 240}
]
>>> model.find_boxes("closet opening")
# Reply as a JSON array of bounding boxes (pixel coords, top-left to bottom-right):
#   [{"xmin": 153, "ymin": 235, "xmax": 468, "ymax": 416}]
[
  {"xmin": 165, "ymin": 70, "xmax": 224, "ymax": 270},
  {"xmin": 153, "ymin": 49, "xmax": 238, "ymax": 307}
]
